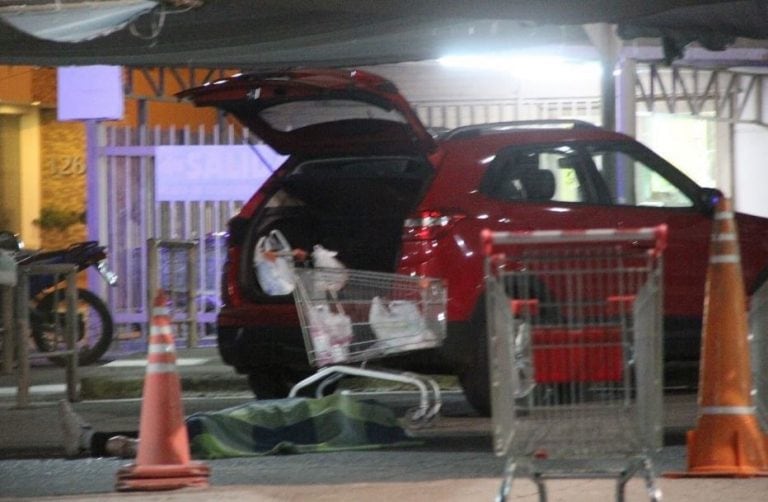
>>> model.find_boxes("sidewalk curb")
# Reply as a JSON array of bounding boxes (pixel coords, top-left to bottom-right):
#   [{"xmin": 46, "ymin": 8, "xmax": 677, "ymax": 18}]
[{"xmin": 80, "ymin": 374, "xmax": 249, "ymax": 399}]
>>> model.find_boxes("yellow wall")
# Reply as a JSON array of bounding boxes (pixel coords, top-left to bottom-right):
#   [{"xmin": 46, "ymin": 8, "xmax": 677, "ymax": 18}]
[
  {"xmin": 0, "ymin": 66, "xmax": 222, "ymax": 249},
  {"xmin": 38, "ymin": 109, "xmax": 87, "ymax": 249},
  {"xmin": 0, "ymin": 113, "xmax": 21, "ymax": 231},
  {"xmin": 0, "ymin": 103, "xmax": 41, "ymax": 247},
  {"xmin": 0, "ymin": 66, "xmax": 35, "ymax": 104}
]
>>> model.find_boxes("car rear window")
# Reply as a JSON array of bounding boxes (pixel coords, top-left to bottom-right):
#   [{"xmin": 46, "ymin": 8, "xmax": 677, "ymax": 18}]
[
  {"xmin": 259, "ymin": 99, "xmax": 406, "ymax": 132},
  {"xmin": 279, "ymin": 157, "xmax": 432, "ymax": 216}
]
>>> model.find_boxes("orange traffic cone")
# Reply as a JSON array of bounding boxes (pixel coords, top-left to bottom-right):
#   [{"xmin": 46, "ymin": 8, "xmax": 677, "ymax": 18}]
[
  {"xmin": 671, "ymin": 197, "xmax": 768, "ymax": 477},
  {"xmin": 116, "ymin": 290, "xmax": 210, "ymax": 491}
]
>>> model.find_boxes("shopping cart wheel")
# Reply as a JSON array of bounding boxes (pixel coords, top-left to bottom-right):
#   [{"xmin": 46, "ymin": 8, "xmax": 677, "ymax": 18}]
[{"xmin": 404, "ymin": 406, "xmax": 434, "ymax": 428}]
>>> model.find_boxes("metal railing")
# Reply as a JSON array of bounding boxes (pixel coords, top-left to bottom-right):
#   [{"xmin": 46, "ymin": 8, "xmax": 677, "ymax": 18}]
[
  {"xmin": 9, "ymin": 264, "xmax": 80, "ymax": 407},
  {"xmin": 1, "ymin": 284, "xmax": 14, "ymax": 375},
  {"xmin": 147, "ymin": 238, "xmax": 199, "ymax": 348}
]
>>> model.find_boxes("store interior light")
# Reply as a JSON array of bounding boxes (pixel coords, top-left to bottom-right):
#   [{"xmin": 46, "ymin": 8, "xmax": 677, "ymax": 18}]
[{"xmin": 438, "ymin": 52, "xmax": 602, "ymax": 82}]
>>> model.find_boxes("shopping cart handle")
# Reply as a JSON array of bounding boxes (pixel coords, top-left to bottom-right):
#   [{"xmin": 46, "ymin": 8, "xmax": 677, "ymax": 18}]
[
  {"xmin": 482, "ymin": 224, "xmax": 668, "ymax": 256},
  {"xmin": 509, "ymin": 299, "xmax": 539, "ymax": 316}
]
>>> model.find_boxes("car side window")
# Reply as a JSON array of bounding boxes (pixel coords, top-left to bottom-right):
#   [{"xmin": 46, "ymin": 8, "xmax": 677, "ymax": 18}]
[
  {"xmin": 482, "ymin": 147, "xmax": 587, "ymax": 203},
  {"xmin": 589, "ymin": 147, "xmax": 694, "ymax": 208}
]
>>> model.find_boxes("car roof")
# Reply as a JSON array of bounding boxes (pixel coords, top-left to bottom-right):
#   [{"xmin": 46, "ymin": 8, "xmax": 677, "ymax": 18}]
[{"xmin": 438, "ymin": 120, "xmax": 631, "ymax": 144}]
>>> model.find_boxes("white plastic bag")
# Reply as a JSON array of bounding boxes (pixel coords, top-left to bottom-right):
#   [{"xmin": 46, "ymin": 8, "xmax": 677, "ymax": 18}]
[
  {"xmin": 308, "ymin": 303, "xmax": 353, "ymax": 366},
  {"xmin": 311, "ymin": 244, "xmax": 348, "ymax": 292},
  {"xmin": 254, "ymin": 230, "xmax": 295, "ymax": 296},
  {"xmin": 369, "ymin": 297, "xmax": 434, "ymax": 349}
]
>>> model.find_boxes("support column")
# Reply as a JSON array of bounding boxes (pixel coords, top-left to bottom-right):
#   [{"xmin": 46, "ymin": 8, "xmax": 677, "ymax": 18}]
[
  {"xmin": 85, "ymin": 119, "xmax": 107, "ymax": 298},
  {"xmin": 616, "ymin": 57, "xmax": 637, "ymax": 137},
  {"xmin": 584, "ymin": 23, "xmax": 623, "ymax": 131},
  {"xmin": 715, "ymin": 120, "xmax": 734, "ymax": 198}
]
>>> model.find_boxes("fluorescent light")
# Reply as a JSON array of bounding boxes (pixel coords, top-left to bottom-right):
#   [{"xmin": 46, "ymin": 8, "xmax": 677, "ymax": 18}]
[{"xmin": 438, "ymin": 52, "xmax": 602, "ymax": 82}]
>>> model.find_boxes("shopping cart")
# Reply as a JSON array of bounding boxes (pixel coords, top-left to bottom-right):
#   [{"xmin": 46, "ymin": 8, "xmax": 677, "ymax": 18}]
[
  {"xmin": 289, "ymin": 267, "xmax": 447, "ymax": 425},
  {"xmin": 483, "ymin": 226, "xmax": 667, "ymax": 502},
  {"xmin": 750, "ymin": 278, "xmax": 768, "ymax": 432}
]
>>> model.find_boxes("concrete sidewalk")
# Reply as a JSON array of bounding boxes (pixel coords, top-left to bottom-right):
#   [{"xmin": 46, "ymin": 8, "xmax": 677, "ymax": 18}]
[
  {"xmin": 3, "ymin": 349, "xmax": 768, "ymax": 501},
  {"xmin": 0, "ymin": 347, "xmax": 249, "ymax": 402},
  {"xmin": 12, "ymin": 478, "xmax": 768, "ymax": 502}
]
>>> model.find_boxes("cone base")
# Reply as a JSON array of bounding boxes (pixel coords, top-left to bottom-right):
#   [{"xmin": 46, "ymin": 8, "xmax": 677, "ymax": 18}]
[
  {"xmin": 116, "ymin": 462, "xmax": 210, "ymax": 491},
  {"xmin": 666, "ymin": 415, "xmax": 768, "ymax": 478},
  {"xmin": 665, "ymin": 469, "xmax": 768, "ymax": 479}
]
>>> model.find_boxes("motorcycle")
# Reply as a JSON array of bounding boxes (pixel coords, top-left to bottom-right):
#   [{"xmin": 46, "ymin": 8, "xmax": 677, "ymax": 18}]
[{"xmin": 0, "ymin": 230, "xmax": 117, "ymax": 366}]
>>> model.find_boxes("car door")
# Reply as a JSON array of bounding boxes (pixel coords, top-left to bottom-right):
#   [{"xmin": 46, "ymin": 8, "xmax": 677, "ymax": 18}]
[{"xmin": 574, "ymin": 141, "xmax": 713, "ymax": 322}]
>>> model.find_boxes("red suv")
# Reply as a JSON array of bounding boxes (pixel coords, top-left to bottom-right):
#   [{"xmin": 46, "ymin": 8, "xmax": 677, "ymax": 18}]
[{"xmin": 180, "ymin": 69, "xmax": 768, "ymax": 415}]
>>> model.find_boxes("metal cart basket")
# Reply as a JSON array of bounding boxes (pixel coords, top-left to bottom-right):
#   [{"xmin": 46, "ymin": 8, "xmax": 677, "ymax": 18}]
[
  {"xmin": 750, "ymin": 277, "xmax": 768, "ymax": 432},
  {"xmin": 483, "ymin": 226, "xmax": 667, "ymax": 502},
  {"xmin": 289, "ymin": 267, "xmax": 447, "ymax": 424}
]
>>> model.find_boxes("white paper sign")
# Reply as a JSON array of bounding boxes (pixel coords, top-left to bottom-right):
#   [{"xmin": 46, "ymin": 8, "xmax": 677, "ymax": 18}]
[{"xmin": 57, "ymin": 66, "xmax": 124, "ymax": 121}]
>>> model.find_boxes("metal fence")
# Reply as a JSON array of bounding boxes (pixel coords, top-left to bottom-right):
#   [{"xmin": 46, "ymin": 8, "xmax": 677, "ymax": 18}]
[
  {"xmin": 1, "ymin": 264, "xmax": 80, "ymax": 407},
  {"xmin": 147, "ymin": 238, "xmax": 199, "ymax": 347},
  {"xmin": 99, "ymin": 124, "xmax": 251, "ymax": 349},
  {"xmin": 412, "ymin": 97, "xmax": 602, "ymax": 130}
]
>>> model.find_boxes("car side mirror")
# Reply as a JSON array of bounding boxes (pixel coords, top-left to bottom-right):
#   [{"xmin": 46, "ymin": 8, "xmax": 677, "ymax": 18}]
[{"xmin": 699, "ymin": 188, "xmax": 723, "ymax": 215}]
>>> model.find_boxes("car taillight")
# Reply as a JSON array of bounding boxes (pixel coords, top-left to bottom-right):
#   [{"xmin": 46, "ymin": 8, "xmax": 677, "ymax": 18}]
[{"xmin": 403, "ymin": 210, "xmax": 465, "ymax": 241}]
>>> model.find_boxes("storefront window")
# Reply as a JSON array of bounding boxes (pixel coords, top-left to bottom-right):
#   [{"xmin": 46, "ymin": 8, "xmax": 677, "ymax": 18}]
[{"xmin": 637, "ymin": 113, "xmax": 716, "ymax": 188}]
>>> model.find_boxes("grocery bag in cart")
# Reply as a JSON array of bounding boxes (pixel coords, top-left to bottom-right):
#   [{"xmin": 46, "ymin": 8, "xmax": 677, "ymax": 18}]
[
  {"xmin": 483, "ymin": 226, "xmax": 667, "ymax": 502},
  {"xmin": 369, "ymin": 296, "xmax": 437, "ymax": 350},
  {"xmin": 291, "ymin": 266, "xmax": 447, "ymax": 426}
]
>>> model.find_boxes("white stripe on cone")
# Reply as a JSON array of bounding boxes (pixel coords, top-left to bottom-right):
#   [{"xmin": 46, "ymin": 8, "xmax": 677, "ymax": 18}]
[
  {"xmin": 700, "ymin": 406, "xmax": 756, "ymax": 415},
  {"xmin": 146, "ymin": 362, "xmax": 178, "ymax": 374},
  {"xmin": 710, "ymin": 255, "xmax": 740, "ymax": 264},
  {"xmin": 148, "ymin": 343, "xmax": 175, "ymax": 354}
]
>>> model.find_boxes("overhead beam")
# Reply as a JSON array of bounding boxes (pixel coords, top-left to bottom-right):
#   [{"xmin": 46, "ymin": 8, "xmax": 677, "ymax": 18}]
[{"xmin": 635, "ymin": 64, "xmax": 768, "ymax": 128}]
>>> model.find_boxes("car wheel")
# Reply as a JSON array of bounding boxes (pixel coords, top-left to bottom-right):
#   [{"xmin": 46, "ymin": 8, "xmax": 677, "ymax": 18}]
[
  {"xmin": 459, "ymin": 354, "xmax": 491, "ymax": 417},
  {"xmin": 459, "ymin": 281, "xmax": 559, "ymax": 417},
  {"xmin": 458, "ymin": 302, "xmax": 491, "ymax": 417}
]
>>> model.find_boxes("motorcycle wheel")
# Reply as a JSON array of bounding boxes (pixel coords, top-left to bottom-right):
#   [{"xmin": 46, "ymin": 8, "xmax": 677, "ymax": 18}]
[{"xmin": 31, "ymin": 288, "xmax": 114, "ymax": 367}]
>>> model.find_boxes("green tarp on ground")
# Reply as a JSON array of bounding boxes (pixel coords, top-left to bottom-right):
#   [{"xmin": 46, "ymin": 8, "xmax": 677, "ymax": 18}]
[{"xmin": 186, "ymin": 393, "xmax": 418, "ymax": 459}]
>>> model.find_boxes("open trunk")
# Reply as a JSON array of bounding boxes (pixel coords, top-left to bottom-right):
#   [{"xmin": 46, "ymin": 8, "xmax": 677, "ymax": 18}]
[{"xmin": 241, "ymin": 155, "xmax": 433, "ymax": 300}]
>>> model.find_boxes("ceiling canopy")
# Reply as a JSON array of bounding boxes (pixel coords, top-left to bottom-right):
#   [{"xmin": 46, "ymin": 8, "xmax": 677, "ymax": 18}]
[{"xmin": 0, "ymin": 0, "xmax": 767, "ymax": 68}]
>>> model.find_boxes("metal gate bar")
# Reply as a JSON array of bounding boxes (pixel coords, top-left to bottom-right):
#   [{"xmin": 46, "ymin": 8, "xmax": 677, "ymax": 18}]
[
  {"xmin": 1, "ymin": 285, "xmax": 14, "ymax": 374},
  {"xmin": 147, "ymin": 238, "xmax": 199, "ymax": 348},
  {"xmin": 15, "ymin": 264, "xmax": 80, "ymax": 407}
]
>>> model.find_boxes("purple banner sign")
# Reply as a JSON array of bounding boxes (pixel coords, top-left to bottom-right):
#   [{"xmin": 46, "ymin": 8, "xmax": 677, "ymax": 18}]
[{"xmin": 155, "ymin": 145, "xmax": 284, "ymax": 201}]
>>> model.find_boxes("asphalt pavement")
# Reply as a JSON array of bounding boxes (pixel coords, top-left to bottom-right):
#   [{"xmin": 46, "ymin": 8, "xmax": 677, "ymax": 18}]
[{"xmin": 2, "ymin": 347, "xmax": 768, "ymax": 501}]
